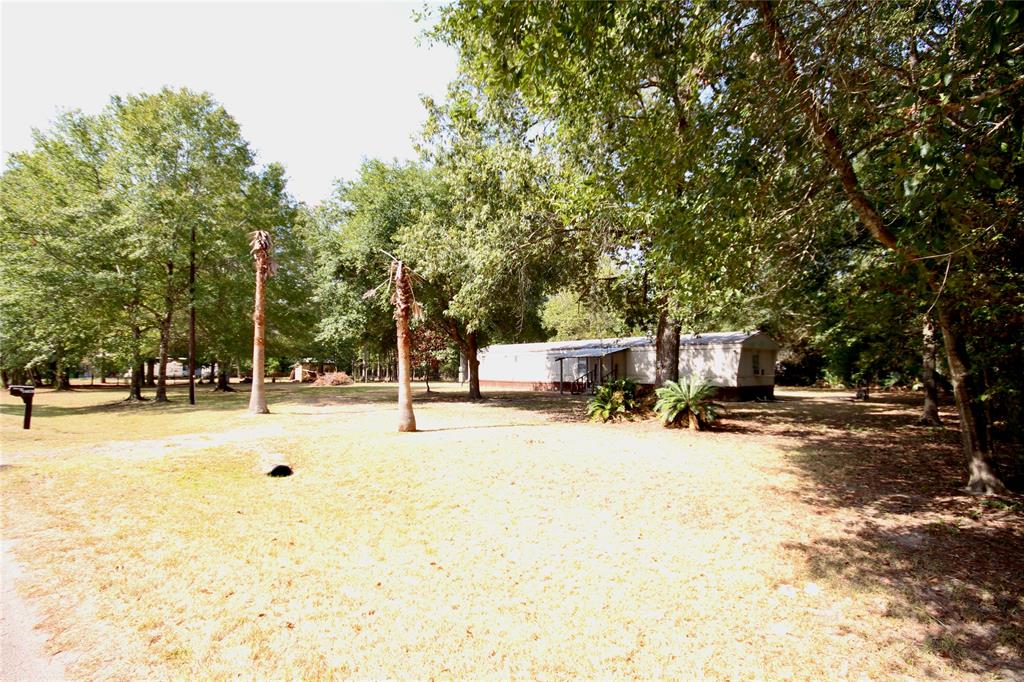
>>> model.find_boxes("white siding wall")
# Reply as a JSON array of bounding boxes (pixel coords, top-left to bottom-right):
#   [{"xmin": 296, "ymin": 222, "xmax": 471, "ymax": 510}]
[
  {"xmin": 737, "ymin": 348, "xmax": 778, "ymax": 387},
  {"xmin": 157, "ymin": 361, "xmax": 189, "ymax": 378},
  {"xmin": 479, "ymin": 348, "xmax": 642, "ymax": 384},
  {"xmin": 678, "ymin": 346, "xmax": 742, "ymax": 387},
  {"xmin": 477, "ymin": 349, "xmax": 558, "ymax": 382},
  {"xmin": 741, "ymin": 332, "xmax": 779, "ymax": 351},
  {"xmin": 627, "ymin": 346, "xmax": 657, "ymax": 384},
  {"xmin": 736, "ymin": 333, "xmax": 779, "ymax": 387}
]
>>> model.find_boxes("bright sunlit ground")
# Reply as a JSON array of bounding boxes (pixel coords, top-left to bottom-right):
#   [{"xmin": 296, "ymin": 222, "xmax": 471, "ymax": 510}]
[{"xmin": 1, "ymin": 382, "xmax": 1021, "ymax": 679}]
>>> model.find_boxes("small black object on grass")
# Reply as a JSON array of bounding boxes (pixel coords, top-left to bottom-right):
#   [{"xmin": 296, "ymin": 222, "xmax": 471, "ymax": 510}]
[{"xmin": 268, "ymin": 464, "xmax": 293, "ymax": 477}]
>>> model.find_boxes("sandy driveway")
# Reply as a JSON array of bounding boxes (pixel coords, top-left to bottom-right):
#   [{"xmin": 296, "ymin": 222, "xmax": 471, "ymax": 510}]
[{"xmin": 2, "ymin": 541, "xmax": 68, "ymax": 681}]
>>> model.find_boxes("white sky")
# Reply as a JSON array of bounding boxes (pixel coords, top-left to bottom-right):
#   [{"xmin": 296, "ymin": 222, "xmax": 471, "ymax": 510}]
[{"xmin": 1, "ymin": 1, "xmax": 459, "ymax": 205}]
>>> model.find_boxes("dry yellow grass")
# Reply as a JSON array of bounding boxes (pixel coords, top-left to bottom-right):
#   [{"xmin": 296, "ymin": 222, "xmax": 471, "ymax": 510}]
[{"xmin": 1, "ymin": 383, "xmax": 1020, "ymax": 680}]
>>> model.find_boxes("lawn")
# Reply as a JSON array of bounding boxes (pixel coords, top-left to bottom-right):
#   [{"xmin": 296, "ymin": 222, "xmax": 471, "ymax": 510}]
[{"xmin": 1, "ymin": 383, "xmax": 1021, "ymax": 680}]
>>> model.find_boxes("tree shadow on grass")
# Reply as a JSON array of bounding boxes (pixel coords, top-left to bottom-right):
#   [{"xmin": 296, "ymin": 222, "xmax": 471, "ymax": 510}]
[
  {"xmin": 735, "ymin": 390, "xmax": 1024, "ymax": 676},
  {"xmin": 416, "ymin": 388, "xmax": 590, "ymax": 423},
  {"xmin": 416, "ymin": 422, "xmax": 550, "ymax": 433},
  {"xmin": 0, "ymin": 383, "xmax": 407, "ymax": 419},
  {"xmin": 0, "ymin": 384, "xmax": 253, "ymax": 418},
  {"xmin": 307, "ymin": 382, "xmax": 1023, "ymax": 675}
]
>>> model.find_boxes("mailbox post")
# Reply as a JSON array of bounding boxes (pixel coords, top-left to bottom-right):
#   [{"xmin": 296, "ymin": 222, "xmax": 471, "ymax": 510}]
[{"xmin": 9, "ymin": 385, "xmax": 35, "ymax": 429}]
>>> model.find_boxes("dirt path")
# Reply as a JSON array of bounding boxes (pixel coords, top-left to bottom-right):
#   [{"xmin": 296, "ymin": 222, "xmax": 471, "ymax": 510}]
[{"xmin": 1, "ymin": 541, "xmax": 68, "ymax": 681}]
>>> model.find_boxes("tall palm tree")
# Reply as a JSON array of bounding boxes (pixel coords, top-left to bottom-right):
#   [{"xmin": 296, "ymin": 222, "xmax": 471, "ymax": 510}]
[
  {"xmin": 248, "ymin": 229, "xmax": 275, "ymax": 414},
  {"xmin": 393, "ymin": 260, "xmax": 417, "ymax": 432}
]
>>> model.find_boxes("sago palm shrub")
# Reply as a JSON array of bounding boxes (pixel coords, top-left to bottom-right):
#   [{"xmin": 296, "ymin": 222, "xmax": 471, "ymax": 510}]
[
  {"xmin": 654, "ymin": 378, "xmax": 723, "ymax": 430},
  {"xmin": 586, "ymin": 379, "xmax": 640, "ymax": 423},
  {"xmin": 587, "ymin": 385, "xmax": 625, "ymax": 422}
]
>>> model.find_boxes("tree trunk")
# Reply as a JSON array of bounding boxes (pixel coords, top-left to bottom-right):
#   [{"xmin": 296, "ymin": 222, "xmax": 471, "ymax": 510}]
[
  {"xmin": 248, "ymin": 255, "xmax": 269, "ymax": 414},
  {"xmin": 919, "ymin": 316, "xmax": 942, "ymax": 426},
  {"xmin": 757, "ymin": 1, "xmax": 1008, "ymax": 492},
  {"xmin": 155, "ymin": 316, "xmax": 171, "ymax": 402},
  {"xmin": 394, "ymin": 262, "xmax": 417, "ymax": 432},
  {"xmin": 467, "ymin": 331, "xmax": 482, "ymax": 400},
  {"xmin": 131, "ymin": 360, "xmax": 145, "ymax": 401},
  {"xmin": 216, "ymin": 366, "xmax": 235, "ymax": 392},
  {"xmin": 757, "ymin": 1, "xmax": 904, "ymax": 255},
  {"xmin": 688, "ymin": 411, "xmax": 700, "ymax": 431},
  {"xmin": 188, "ymin": 223, "xmax": 196, "ymax": 405},
  {"xmin": 1, "ymin": 369, "xmax": 8, "ymax": 389},
  {"xmin": 127, "ymin": 325, "xmax": 146, "ymax": 401},
  {"xmin": 936, "ymin": 305, "xmax": 1005, "ymax": 494},
  {"xmin": 655, "ymin": 309, "xmax": 680, "ymax": 387},
  {"xmin": 981, "ymin": 367, "xmax": 995, "ymax": 454},
  {"xmin": 155, "ymin": 260, "xmax": 174, "ymax": 403},
  {"xmin": 54, "ymin": 345, "xmax": 72, "ymax": 391},
  {"xmin": 146, "ymin": 358, "xmax": 156, "ymax": 386}
]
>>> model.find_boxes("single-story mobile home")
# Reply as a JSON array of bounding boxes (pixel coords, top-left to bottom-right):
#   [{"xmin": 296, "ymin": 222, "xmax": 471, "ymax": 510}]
[{"xmin": 477, "ymin": 332, "xmax": 778, "ymax": 400}]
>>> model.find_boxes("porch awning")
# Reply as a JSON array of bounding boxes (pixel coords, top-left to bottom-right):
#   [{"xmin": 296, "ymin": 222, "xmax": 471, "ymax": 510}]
[{"xmin": 553, "ymin": 346, "xmax": 630, "ymax": 360}]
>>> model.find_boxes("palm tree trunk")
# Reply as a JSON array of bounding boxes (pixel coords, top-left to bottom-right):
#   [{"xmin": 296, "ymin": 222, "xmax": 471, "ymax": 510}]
[
  {"xmin": 248, "ymin": 230, "xmax": 273, "ymax": 414},
  {"xmin": 248, "ymin": 261, "xmax": 269, "ymax": 413},
  {"xmin": 395, "ymin": 261, "xmax": 417, "ymax": 432}
]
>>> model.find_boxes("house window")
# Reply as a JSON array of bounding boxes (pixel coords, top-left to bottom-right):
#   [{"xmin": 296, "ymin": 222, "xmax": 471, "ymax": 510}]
[{"xmin": 752, "ymin": 352, "xmax": 760, "ymax": 375}]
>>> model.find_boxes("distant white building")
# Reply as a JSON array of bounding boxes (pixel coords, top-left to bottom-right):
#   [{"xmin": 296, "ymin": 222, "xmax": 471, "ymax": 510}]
[
  {"xmin": 124, "ymin": 360, "xmax": 192, "ymax": 379},
  {"xmin": 477, "ymin": 332, "xmax": 778, "ymax": 400},
  {"xmin": 291, "ymin": 360, "xmax": 337, "ymax": 382}
]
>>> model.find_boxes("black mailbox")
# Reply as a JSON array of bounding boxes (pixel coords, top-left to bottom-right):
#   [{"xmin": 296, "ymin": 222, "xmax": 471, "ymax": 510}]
[{"xmin": 9, "ymin": 385, "xmax": 35, "ymax": 430}]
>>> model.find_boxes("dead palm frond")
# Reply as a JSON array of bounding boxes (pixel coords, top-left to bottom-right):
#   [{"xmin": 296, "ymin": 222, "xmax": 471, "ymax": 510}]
[
  {"xmin": 363, "ymin": 252, "xmax": 424, "ymax": 321},
  {"xmin": 249, "ymin": 229, "xmax": 277, "ymax": 278}
]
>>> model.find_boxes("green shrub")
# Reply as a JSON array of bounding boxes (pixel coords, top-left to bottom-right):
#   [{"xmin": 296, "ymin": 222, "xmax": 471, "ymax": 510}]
[
  {"xmin": 822, "ymin": 370, "xmax": 846, "ymax": 389},
  {"xmin": 587, "ymin": 385, "xmax": 625, "ymax": 422},
  {"xmin": 606, "ymin": 378, "xmax": 639, "ymax": 409},
  {"xmin": 882, "ymin": 372, "xmax": 904, "ymax": 389},
  {"xmin": 654, "ymin": 378, "xmax": 724, "ymax": 430},
  {"xmin": 586, "ymin": 378, "xmax": 641, "ymax": 422}
]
